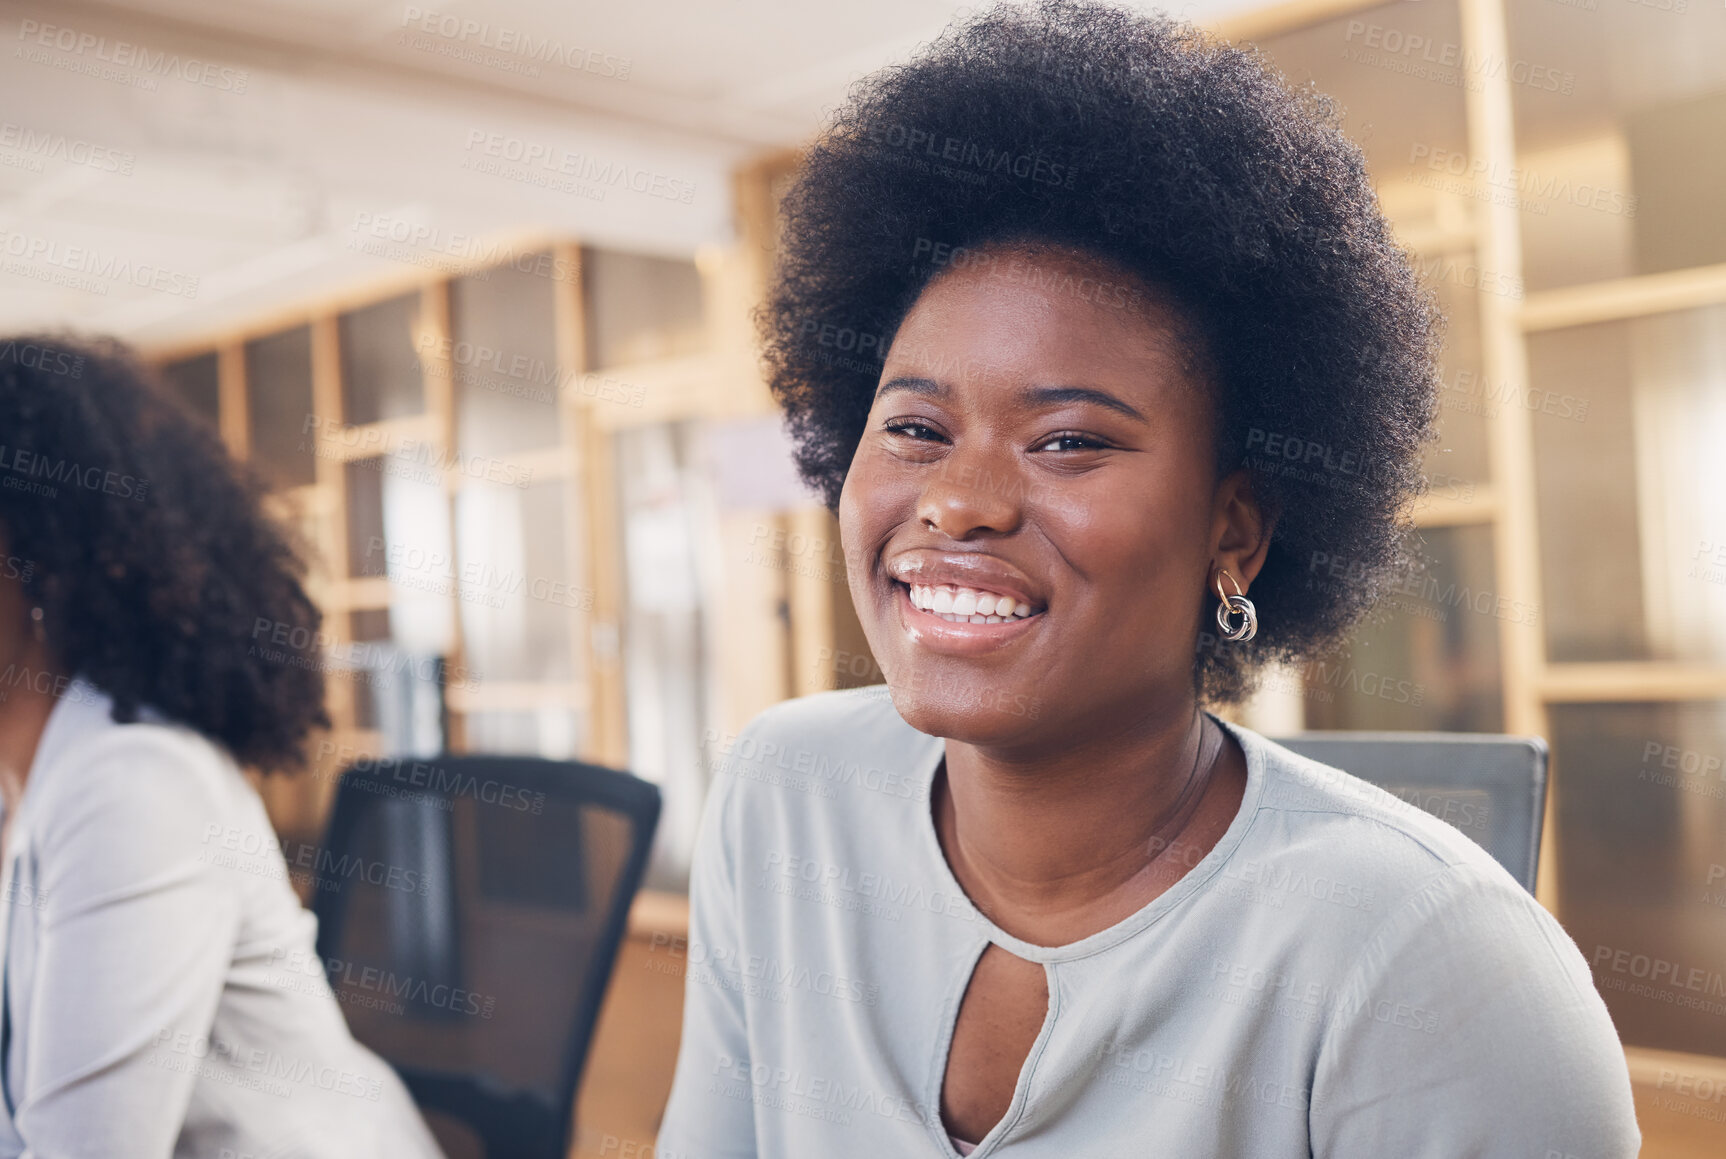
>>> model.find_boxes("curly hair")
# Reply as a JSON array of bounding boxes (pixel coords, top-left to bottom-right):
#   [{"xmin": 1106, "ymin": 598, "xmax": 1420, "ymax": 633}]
[
  {"xmin": 0, "ymin": 334, "xmax": 329, "ymax": 771},
  {"xmin": 760, "ymin": 0, "xmax": 1442, "ymax": 703}
]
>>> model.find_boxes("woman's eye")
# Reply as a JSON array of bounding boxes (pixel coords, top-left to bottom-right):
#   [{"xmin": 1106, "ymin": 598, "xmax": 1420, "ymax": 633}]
[
  {"xmin": 884, "ymin": 421, "xmax": 942, "ymax": 441},
  {"xmin": 1035, "ymin": 433, "xmax": 1106, "ymax": 452}
]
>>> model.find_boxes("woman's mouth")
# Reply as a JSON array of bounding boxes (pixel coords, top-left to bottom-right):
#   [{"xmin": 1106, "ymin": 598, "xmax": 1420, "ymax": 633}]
[
  {"xmin": 902, "ymin": 582, "xmax": 1038, "ymax": 623},
  {"xmin": 891, "ymin": 581, "xmax": 1045, "ymax": 655}
]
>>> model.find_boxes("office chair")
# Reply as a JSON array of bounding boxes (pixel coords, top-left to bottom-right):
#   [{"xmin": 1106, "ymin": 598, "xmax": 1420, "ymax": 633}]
[
  {"xmin": 312, "ymin": 754, "xmax": 662, "ymax": 1159},
  {"xmin": 1270, "ymin": 732, "xmax": 1548, "ymax": 894}
]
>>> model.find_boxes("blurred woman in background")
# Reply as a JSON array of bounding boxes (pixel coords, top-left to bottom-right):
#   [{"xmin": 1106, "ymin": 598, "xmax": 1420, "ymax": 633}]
[{"xmin": 0, "ymin": 335, "xmax": 442, "ymax": 1158}]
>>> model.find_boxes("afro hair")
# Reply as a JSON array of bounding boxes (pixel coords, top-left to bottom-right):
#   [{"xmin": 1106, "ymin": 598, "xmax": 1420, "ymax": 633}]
[{"xmin": 760, "ymin": 0, "xmax": 1442, "ymax": 703}]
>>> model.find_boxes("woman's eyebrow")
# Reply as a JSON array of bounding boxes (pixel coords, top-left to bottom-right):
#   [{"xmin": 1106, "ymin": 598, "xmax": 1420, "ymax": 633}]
[{"xmin": 876, "ymin": 375, "xmax": 1147, "ymax": 423}]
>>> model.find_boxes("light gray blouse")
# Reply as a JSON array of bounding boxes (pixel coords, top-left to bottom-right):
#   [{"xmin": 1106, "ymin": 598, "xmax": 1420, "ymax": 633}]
[
  {"xmin": 0, "ymin": 676, "xmax": 444, "ymax": 1159},
  {"xmin": 658, "ymin": 685, "xmax": 1641, "ymax": 1158}
]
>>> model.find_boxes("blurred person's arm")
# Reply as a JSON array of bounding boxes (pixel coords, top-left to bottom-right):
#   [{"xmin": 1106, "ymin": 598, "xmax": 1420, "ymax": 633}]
[
  {"xmin": 1310, "ymin": 863, "xmax": 1641, "ymax": 1158},
  {"xmin": 12, "ymin": 731, "xmax": 241, "ymax": 1158},
  {"xmin": 656, "ymin": 762, "xmax": 759, "ymax": 1159}
]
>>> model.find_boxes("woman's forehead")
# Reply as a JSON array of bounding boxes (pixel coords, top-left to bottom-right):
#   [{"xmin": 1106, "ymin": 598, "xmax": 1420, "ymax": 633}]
[{"xmin": 885, "ymin": 250, "xmax": 1203, "ymax": 405}]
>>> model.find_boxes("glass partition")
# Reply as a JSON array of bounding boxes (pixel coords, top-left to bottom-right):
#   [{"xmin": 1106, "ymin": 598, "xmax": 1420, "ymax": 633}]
[
  {"xmin": 450, "ymin": 256, "xmax": 560, "ymax": 459},
  {"xmin": 339, "ymin": 292, "xmax": 425, "ymax": 425},
  {"xmin": 1551, "ymin": 700, "xmax": 1726, "ymax": 1058},
  {"xmin": 1529, "ymin": 304, "xmax": 1726, "ymax": 665},
  {"xmin": 245, "ymin": 326, "xmax": 317, "ymax": 489},
  {"xmin": 160, "ymin": 352, "xmax": 220, "ymax": 429},
  {"xmin": 582, "ymin": 247, "xmax": 706, "ymax": 368}
]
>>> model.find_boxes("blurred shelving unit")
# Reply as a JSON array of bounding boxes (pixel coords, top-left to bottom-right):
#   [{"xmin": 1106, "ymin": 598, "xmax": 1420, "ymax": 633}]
[
  {"xmin": 145, "ymin": 192, "xmax": 841, "ymax": 892},
  {"xmin": 1217, "ymin": 0, "xmax": 1726, "ymax": 1149}
]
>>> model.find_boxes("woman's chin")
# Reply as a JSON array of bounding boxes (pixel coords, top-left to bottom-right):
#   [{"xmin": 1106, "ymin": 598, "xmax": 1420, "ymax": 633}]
[{"xmin": 880, "ymin": 681, "xmax": 1045, "ymax": 745}]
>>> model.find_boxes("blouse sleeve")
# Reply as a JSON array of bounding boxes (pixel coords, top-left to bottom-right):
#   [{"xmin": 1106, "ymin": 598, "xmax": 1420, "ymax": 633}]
[
  {"xmin": 1309, "ymin": 863, "xmax": 1641, "ymax": 1159},
  {"xmin": 11, "ymin": 730, "xmax": 242, "ymax": 1159},
  {"xmin": 655, "ymin": 756, "xmax": 760, "ymax": 1159}
]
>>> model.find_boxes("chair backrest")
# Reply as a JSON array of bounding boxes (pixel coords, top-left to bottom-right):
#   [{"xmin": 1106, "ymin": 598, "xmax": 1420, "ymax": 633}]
[
  {"xmin": 1269, "ymin": 732, "xmax": 1548, "ymax": 893},
  {"xmin": 312, "ymin": 754, "xmax": 661, "ymax": 1159}
]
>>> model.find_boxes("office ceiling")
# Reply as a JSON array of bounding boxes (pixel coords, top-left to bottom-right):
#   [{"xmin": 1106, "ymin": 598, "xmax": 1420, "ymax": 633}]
[
  {"xmin": 66, "ymin": 0, "xmax": 1261, "ymax": 147},
  {"xmin": 0, "ymin": 0, "xmax": 1257, "ymax": 348}
]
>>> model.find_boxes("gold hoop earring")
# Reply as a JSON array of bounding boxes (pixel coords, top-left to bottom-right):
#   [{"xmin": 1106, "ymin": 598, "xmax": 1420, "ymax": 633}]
[{"xmin": 1213, "ymin": 569, "xmax": 1257, "ymax": 643}]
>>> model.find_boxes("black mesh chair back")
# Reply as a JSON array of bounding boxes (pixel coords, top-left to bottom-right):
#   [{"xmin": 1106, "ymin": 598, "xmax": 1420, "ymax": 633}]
[
  {"xmin": 1271, "ymin": 732, "xmax": 1548, "ymax": 893},
  {"xmin": 311, "ymin": 755, "xmax": 661, "ymax": 1158}
]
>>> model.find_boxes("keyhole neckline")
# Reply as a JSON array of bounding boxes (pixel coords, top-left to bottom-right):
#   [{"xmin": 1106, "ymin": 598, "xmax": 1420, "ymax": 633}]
[{"xmin": 913, "ymin": 710, "xmax": 1267, "ymax": 966}]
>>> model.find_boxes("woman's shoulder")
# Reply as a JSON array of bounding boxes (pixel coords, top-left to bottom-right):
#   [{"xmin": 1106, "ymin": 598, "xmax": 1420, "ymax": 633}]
[
  {"xmin": 725, "ymin": 683, "xmax": 914, "ymax": 748},
  {"xmin": 1215, "ymin": 722, "xmax": 1560, "ymax": 954},
  {"xmin": 29, "ymin": 678, "xmax": 244, "ymax": 837},
  {"xmin": 1232, "ymin": 724, "xmax": 1521, "ymax": 874},
  {"xmin": 708, "ymin": 684, "xmax": 935, "ymax": 808}
]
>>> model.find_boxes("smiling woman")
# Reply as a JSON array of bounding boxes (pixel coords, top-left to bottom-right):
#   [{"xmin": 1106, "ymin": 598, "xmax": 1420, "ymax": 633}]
[{"xmin": 657, "ymin": 2, "xmax": 1641, "ymax": 1157}]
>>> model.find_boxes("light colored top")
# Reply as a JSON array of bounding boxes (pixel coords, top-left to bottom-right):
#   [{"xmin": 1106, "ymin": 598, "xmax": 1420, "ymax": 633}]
[
  {"xmin": 658, "ymin": 685, "xmax": 1641, "ymax": 1158},
  {"xmin": 0, "ymin": 676, "xmax": 444, "ymax": 1159}
]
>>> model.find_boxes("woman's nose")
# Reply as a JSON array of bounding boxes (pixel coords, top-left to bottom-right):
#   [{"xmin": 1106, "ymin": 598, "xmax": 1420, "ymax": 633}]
[{"xmin": 915, "ymin": 443, "xmax": 1024, "ymax": 539}]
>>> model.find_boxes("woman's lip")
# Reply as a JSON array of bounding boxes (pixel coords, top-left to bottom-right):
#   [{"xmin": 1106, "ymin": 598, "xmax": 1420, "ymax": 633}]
[{"xmin": 892, "ymin": 581, "xmax": 1043, "ymax": 655}]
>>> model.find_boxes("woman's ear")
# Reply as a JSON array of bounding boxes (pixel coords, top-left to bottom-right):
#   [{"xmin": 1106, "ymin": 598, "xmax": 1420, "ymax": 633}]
[{"xmin": 1209, "ymin": 468, "xmax": 1274, "ymax": 591}]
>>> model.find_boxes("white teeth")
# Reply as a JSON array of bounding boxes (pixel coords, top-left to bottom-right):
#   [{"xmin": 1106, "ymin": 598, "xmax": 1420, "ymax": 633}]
[{"xmin": 904, "ymin": 583, "xmax": 1039, "ymax": 622}]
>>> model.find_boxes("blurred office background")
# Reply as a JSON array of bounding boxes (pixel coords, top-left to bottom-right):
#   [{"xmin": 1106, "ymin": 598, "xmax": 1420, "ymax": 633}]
[{"xmin": 1, "ymin": 0, "xmax": 1723, "ymax": 1154}]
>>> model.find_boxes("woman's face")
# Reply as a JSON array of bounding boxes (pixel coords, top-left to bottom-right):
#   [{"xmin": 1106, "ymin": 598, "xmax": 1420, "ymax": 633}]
[{"xmin": 839, "ymin": 244, "xmax": 1265, "ymax": 753}]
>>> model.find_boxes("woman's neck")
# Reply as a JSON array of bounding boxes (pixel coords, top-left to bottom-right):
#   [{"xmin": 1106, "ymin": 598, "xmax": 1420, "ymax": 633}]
[{"xmin": 933, "ymin": 705, "xmax": 1248, "ymax": 948}]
